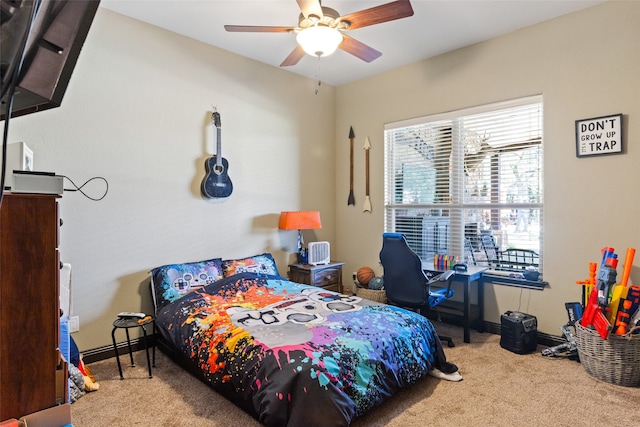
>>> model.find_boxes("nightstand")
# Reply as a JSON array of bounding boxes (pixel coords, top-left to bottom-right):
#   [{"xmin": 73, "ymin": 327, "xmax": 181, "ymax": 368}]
[{"xmin": 289, "ymin": 262, "xmax": 345, "ymax": 293}]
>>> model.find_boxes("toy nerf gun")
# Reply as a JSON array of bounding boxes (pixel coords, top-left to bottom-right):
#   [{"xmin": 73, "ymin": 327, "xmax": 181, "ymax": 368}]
[
  {"xmin": 607, "ymin": 248, "xmax": 635, "ymax": 324},
  {"xmin": 598, "ymin": 248, "xmax": 618, "ymax": 305},
  {"xmin": 629, "ymin": 304, "xmax": 640, "ymax": 333},
  {"xmin": 581, "ymin": 247, "xmax": 626, "ymax": 339},
  {"xmin": 541, "ymin": 302, "xmax": 582, "ymax": 358},
  {"xmin": 576, "ymin": 262, "xmax": 597, "ymax": 307},
  {"xmin": 581, "ymin": 288, "xmax": 612, "ymax": 339},
  {"xmin": 582, "ymin": 262, "xmax": 616, "ymax": 340},
  {"xmin": 541, "ymin": 324, "xmax": 578, "ymax": 357},
  {"xmin": 596, "ymin": 264, "xmax": 617, "ymax": 308},
  {"xmin": 614, "ymin": 286, "xmax": 640, "ymax": 335},
  {"xmin": 565, "ymin": 301, "xmax": 583, "ymax": 326}
]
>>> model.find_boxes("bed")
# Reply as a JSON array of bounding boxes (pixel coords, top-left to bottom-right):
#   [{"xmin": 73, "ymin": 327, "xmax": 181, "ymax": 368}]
[{"xmin": 151, "ymin": 254, "xmax": 454, "ymax": 427}]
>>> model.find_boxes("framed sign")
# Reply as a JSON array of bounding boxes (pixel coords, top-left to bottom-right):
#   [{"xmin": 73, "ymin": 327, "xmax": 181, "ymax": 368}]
[{"xmin": 575, "ymin": 113, "xmax": 623, "ymax": 158}]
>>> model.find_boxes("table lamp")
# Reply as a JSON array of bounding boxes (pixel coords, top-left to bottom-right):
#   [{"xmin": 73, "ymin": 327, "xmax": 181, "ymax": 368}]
[{"xmin": 279, "ymin": 211, "xmax": 322, "ymax": 263}]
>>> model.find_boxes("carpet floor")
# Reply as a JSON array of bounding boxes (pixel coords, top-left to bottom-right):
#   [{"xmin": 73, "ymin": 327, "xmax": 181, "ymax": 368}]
[{"xmin": 71, "ymin": 323, "xmax": 640, "ymax": 426}]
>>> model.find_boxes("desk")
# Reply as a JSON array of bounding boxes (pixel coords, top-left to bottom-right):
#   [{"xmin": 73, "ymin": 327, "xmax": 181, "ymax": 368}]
[{"xmin": 423, "ymin": 263, "xmax": 487, "ymax": 343}]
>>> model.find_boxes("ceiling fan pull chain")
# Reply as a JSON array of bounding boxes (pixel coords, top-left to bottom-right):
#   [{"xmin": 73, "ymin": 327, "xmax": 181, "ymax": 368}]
[{"xmin": 315, "ymin": 56, "xmax": 322, "ymax": 95}]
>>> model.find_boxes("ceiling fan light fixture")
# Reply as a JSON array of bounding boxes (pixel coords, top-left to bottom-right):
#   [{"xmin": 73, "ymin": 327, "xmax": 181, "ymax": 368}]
[{"xmin": 296, "ymin": 25, "xmax": 343, "ymax": 58}]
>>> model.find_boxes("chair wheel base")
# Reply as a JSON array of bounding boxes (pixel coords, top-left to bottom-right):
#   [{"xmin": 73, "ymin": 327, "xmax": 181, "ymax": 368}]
[{"xmin": 441, "ymin": 335, "xmax": 455, "ymax": 347}]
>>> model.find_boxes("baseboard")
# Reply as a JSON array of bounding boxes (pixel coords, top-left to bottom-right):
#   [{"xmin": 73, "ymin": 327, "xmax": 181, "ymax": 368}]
[
  {"xmin": 80, "ymin": 322, "xmax": 565, "ymax": 364},
  {"xmin": 82, "ymin": 335, "xmax": 154, "ymax": 364}
]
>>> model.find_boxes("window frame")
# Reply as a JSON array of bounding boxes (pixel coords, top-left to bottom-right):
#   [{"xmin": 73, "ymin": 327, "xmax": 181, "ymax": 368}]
[{"xmin": 383, "ymin": 96, "xmax": 544, "ymax": 286}]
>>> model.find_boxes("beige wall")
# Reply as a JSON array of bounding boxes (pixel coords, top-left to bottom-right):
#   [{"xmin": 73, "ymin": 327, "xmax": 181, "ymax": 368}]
[
  {"xmin": 7, "ymin": 9, "xmax": 337, "ymax": 350},
  {"xmin": 334, "ymin": 1, "xmax": 640, "ymax": 335},
  {"xmin": 5, "ymin": 2, "xmax": 638, "ymax": 351}
]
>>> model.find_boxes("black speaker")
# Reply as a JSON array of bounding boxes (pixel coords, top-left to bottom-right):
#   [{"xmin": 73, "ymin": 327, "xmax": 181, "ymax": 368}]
[{"xmin": 500, "ymin": 311, "xmax": 537, "ymax": 354}]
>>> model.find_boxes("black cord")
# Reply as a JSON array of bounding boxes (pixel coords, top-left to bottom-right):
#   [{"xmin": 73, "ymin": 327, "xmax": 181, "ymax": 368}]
[
  {"xmin": 62, "ymin": 175, "xmax": 109, "ymax": 201},
  {"xmin": 517, "ymin": 286, "xmax": 523, "ymax": 312}
]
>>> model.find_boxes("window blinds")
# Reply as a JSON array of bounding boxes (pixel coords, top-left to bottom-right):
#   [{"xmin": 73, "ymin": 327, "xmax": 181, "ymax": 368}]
[{"xmin": 384, "ymin": 96, "xmax": 543, "ymax": 267}]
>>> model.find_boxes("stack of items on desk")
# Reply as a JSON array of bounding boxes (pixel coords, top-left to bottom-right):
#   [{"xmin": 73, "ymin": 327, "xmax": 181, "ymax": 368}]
[
  {"xmin": 433, "ymin": 254, "xmax": 461, "ymax": 270},
  {"xmin": 577, "ymin": 247, "xmax": 640, "ymax": 339}
]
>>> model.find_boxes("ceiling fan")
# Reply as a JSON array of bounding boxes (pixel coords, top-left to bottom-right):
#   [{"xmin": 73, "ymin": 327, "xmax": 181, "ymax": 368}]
[{"xmin": 224, "ymin": 0, "xmax": 414, "ymax": 67}]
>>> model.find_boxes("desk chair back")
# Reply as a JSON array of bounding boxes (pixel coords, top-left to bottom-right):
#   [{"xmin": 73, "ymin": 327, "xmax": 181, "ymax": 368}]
[
  {"xmin": 380, "ymin": 233, "xmax": 456, "ymax": 346},
  {"xmin": 380, "ymin": 233, "xmax": 455, "ymax": 310},
  {"xmin": 380, "ymin": 233, "xmax": 430, "ymax": 308}
]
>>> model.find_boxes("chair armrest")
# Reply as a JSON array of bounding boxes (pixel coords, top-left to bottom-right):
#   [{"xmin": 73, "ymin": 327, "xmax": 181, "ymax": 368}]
[{"xmin": 427, "ymin": 270, "xmax": 455, "ymax": 296}]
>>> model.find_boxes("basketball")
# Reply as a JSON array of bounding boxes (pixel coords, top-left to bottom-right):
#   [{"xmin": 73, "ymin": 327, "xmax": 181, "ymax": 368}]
[{"xmin": 357, "ymin": 266, "xmax": 375, "ymax": 286}]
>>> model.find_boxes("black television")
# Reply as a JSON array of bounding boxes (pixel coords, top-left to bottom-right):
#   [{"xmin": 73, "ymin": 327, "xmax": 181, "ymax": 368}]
[{"xmin": 0, "ymin": 0, "xmax": 100, "ymax": 120}]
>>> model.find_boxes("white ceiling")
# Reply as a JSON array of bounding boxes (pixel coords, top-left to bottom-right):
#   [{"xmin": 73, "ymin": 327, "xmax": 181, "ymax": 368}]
[{"xmin": 99, "ymin": 0, "xmax": 603, "ymax": 87}]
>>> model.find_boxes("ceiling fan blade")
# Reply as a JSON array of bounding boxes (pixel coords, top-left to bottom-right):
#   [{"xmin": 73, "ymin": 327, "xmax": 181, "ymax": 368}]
[
  {"xmin": 280, "ymin": 45, "xmax": 306, "ymax": 67},
  {"xmin": 224, "ymin": 25, "xmax": 294, "ymax": 33},
  {"xmin": 339, "ymin": 34, "xmax": 382, "ymax": 63},
  {"xmin": 338, "ymin": 0, "xmax": 414, "ymax": 30},
  {"xmin": 297, "ymin": 0, "xmax": 323, "ymax": 19}
]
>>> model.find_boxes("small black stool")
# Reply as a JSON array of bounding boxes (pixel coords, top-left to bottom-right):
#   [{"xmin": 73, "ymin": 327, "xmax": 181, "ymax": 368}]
[{"xmin": 111, "ymin": 315, "xmax": 155, "ymax": 379}]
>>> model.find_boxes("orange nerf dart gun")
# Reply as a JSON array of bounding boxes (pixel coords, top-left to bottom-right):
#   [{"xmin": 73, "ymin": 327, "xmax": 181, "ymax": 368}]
[
  {"xmin": 576, "ymin": 262, "xmax": 597, "ymax": 307},
  {"xmin": 619, "ymin": 248, "xmax": 636, "ymax": 288},
  {"xmin": 607, "ymin": 248, "xmax": 636, "ymax": 324}
]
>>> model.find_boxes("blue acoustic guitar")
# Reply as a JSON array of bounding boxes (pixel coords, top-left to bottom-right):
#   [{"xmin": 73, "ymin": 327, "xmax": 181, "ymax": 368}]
[{"xmin": 202, "ymin": 111, "xmax": 233, "ymax": 198}]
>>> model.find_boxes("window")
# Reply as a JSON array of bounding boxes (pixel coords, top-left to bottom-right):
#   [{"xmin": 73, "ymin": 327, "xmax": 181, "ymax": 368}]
[{"xmin": 384, "ymin": 96, "xmax": 543, "ymax": 275}]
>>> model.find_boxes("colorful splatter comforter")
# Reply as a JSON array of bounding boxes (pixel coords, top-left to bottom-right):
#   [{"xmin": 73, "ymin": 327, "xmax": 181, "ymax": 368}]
[{"xmin": 155, "ymin": 272, "xmax": 446, "ymax": 426}]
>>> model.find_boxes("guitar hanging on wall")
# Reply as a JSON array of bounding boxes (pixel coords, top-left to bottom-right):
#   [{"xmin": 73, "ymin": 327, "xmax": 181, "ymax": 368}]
[{"xmin": 202, "ymin": 111, "xmax": 233, "ymax": 198}]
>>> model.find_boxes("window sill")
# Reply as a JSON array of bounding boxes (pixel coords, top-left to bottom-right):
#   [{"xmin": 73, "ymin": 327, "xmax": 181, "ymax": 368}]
[{"xmin": 483, "ymin": 272, "xmax": 548, "ymax": 290}]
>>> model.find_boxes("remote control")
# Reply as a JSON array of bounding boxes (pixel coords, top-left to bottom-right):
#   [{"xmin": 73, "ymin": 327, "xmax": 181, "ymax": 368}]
[{"xmin": 118, "ymin": 312, "xmax": 146, "ymax": 318}]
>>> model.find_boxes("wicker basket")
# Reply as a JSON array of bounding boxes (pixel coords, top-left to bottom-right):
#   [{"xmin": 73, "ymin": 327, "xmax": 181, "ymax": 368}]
[
  {"xmin": 575, "ymin": 322, "xmax": 640, "ymax": 387},
  {"xmin": 355, "ymin": 286, "xmax": 387, "ymax": 304}
]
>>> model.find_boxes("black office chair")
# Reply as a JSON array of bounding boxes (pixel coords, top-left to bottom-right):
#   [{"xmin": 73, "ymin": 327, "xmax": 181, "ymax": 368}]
[{"xmin": 379, "ymin": 232, "xmax": 456, "ymax": 347}]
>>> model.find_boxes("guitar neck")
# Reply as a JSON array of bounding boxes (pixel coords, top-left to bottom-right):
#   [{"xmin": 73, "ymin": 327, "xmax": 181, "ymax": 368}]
[{"xmin": 216, "ymin": 127, "xmax": 222, "ymax": 166}]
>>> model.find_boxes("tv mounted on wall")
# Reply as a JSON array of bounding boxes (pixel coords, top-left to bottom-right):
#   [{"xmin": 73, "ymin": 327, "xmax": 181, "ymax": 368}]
[{"xmin": 0, "ymin": 0, "xmax": 100, "ymax": 121}]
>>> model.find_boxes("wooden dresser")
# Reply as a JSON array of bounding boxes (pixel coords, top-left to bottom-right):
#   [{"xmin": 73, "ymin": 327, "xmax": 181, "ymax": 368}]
[{"xmin": 0, "ymin": 193, "xmax": 62, "ymax": 420}]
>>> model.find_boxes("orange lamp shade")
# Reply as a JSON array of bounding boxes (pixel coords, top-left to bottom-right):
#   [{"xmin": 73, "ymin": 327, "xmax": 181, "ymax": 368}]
[{"xmin": 278, "ymin": 211, "xmax": 322, "ymax": 230}]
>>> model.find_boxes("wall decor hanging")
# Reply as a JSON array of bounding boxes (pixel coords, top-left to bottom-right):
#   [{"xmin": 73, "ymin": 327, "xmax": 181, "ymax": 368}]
[
  {"xmin": 363, "ymin": 136, "xmax": 371, "ymax": 213},
  {"xmin": 575, "ymin": 113, "xmax": 623, "ymax": 158},
  {"xmin": 347, "ymin": 126, "xmax": 355, "ymax": 206}
]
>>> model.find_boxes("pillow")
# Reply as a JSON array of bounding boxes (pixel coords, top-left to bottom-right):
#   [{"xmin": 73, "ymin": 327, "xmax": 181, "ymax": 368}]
[
  {"xmin": 222, "ymin": 253, "xmax": 280, "ymax": 277},
  {"xmin": 151, "ymin": 257, "xmax": 223, "ymax": 311}
]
